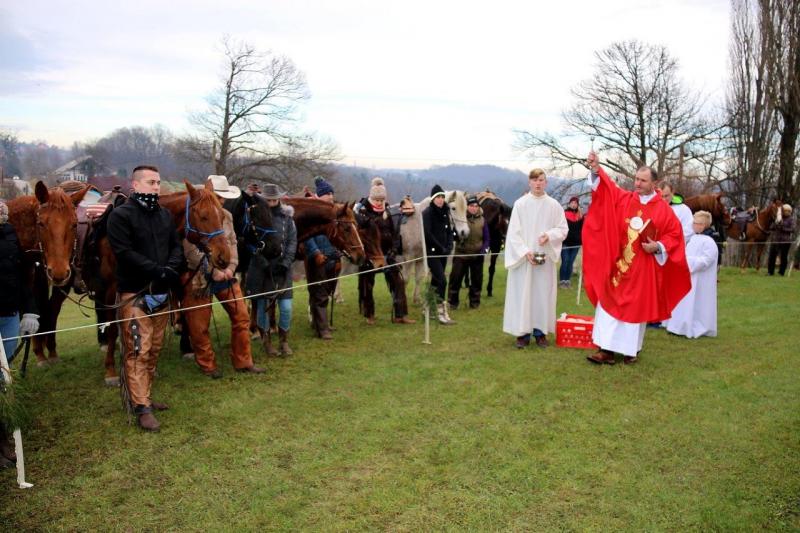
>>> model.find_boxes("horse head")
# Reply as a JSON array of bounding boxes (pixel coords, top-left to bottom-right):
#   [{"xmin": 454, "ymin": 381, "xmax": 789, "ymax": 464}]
[
  {"xmin": 332, "ymin": 201, "xmax": 366, "ymax": 266},
  {"xmin": 241, "ymin": 194, "xmax": 281, "ymax": 260},
  {"xmin": 182, "ymin": 180, "xmax": 230, "ymax": 270},
  {"xmin": 356, "ymin": 213, "xmax": 386, "ymax": 268},
  {"xmin": 446, "ymin": 190, "xmax": 470, "ymax": 240},
  {"xmin": 34, "ymin": 181, "xmax": 88, "ymax": 286},
  {"xmin": 715, "ymin": 194, "xmax": 732, "ymax": 227}
]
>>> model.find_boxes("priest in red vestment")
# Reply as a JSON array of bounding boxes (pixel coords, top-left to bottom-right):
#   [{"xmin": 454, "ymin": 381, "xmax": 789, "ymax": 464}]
[{"xmin": 582, "ymin": 152, "xmax": 690, "ymax": 365}]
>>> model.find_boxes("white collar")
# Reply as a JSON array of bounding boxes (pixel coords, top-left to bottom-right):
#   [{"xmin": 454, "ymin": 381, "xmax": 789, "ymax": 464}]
[{"xmin": 638, "ymin": 191, "xmax": 656, "ymax": 204}]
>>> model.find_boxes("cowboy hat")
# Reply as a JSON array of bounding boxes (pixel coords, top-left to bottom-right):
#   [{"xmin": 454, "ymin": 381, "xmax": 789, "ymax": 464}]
[{"xmin": 207, "ymin": 175, "xmax": 241, "ymax": 199}]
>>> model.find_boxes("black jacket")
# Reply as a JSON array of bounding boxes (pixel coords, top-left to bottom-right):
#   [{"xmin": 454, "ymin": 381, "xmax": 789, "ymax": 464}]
[
  {"xmin": 0, "ymin": 223, "xmax": 36, "ymax": 316},
  {"xmin": 106, "ymin": 197, "xmax": 184, "ymax": 294},
  {"xmin": 564, "ymin": 209, "xmax": 584, "ymax": 247},
  {"xmin": 422, "ymin": 203, "xmax": 454, "ymax": 255},
  {"xmin": 356, "ymin": 198, "xmax": 402, "ymax": 259}
]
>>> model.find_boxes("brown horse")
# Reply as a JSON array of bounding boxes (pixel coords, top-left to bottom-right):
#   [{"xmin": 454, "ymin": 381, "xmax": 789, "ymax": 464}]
[
  {"xmin": 476, "ymin": 192, "xmax": 512, "ymax": 297},
  {"xmin": 6, "ymin": 181, "xmax": 89, "ymax": 287},
  {"xmin": 283, "ymin": 197, "xmax": 367, "ymax": 265},
  {"xmin": 49, "ymin": 180, "xmax": 230, "ymax": 384},
  {"xmin": 6, "ymin": 182, "xmax": 90, "ymax": 364},
  {"xmin": 725, "ymin": 199, "xmax": 783, "ymax": 271},
  {"xmin": 684, "ymin": 193, "xmax": 731, "ymax": 230}
]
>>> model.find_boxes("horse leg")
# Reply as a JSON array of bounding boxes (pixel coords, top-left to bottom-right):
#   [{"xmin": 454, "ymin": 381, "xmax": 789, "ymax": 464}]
[
  {"xmin": 45, "ymin": 287, "xmax": 69, "ymax": 363},
  {"xmin": 487, "ymin": 254, "xmax": 497, "ymax": 297},
  {"xmin": 102, "ymin": 288, "xmax": 120, "ymax": 386},
  {"xmin": 414, "ymin": 260, "xmax": 424, "ymax": 305},
  {"xmin": 96, "ymin": 306, "xmax": 107, "ymax": 353},
  {"xmin": 755, "ymin": 242, "xmax": 765, "ymax": 272},
  {"xmin": 32, "ymin": 269, "xmax": 50, "ymax": 366}
]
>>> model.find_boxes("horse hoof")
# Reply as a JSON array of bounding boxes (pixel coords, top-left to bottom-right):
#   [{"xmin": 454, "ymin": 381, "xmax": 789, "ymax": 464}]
[
  {"xmin": 99, "ymin": 344, "xmax": 108, "ymax": 355},
  {"xmin": 48, "ymin": 357, "xmax": 60, "ymax": 365},
  {"xmin": 36, "ymin": 360, "xmax": 47, "ymax": 368},
  {"xmin": 104, "ymin": 376, "xmax": 120, "ymax": 387}
]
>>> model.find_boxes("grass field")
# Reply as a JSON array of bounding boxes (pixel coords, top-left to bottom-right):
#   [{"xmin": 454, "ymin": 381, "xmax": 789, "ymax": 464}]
[{"xmin": 1, "ymin": 265, "xmax": 799, "ymax": 531}]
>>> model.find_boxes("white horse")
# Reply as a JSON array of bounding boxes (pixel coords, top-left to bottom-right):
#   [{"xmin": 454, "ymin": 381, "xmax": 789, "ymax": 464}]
[{"xmin": 397, "ymin": 190, "xmax": 469, "ymax": 304}]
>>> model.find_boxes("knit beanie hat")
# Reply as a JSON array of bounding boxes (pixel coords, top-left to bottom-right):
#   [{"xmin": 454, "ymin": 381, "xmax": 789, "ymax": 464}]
[
  {"xmin": 315, "ymin": 176, "xmax": 334, "ymax": 196},
  {"xmin": 0, "ymin": 200, "xmax": 8, "ymax": 225},
  {"xmin": 369, "ymin": 177, "xmax": 387, "ymax": 203},
  {"xmin": 430, "ymin": 184, "xmax": 445, "ymax": 198}
]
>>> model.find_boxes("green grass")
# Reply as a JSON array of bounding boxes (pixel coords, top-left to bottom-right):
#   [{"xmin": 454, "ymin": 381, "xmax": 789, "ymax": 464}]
[{"xmin": 2, "ymin": 266, "xmax": 799, "ymax": 531}]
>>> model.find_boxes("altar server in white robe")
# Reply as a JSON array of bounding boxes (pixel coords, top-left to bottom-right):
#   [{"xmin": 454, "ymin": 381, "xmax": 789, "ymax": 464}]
[
  {"xmin": 666, "ymin": 210, "xmax": 718, "ymax": 338},
  {"xmin": 503, "ymin": 168, "xmax": 568, "ymax": 348}
]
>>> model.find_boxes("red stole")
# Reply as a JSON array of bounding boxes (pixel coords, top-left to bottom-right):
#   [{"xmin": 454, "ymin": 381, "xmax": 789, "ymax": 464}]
[{"xmin": 582, "ymin": 167, "xmax": 690, "ymax": 323}]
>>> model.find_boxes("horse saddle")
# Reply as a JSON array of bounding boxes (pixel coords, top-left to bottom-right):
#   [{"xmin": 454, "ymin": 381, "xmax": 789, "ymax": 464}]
[{"xmin": 74, "ymin": 186, "xmax": 128, "ymax": 293}]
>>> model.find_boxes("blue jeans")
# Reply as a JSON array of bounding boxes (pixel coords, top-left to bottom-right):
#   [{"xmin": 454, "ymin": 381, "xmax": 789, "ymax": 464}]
[
  {"xmin": 0, "ymin": 314, "xmax": 21, "ymax": 365},
  {"xmin": 255, "ymin": 297, "xmax": 292, "ymax": 331},
  {"xmin": 560, "ymin": 246, "xmax": 580, "ymax": 282}
]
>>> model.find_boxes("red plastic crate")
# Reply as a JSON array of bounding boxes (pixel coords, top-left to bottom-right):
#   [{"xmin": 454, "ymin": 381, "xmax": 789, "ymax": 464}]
[{"xmin": 556, "ymin": 314, "xmax": 597, "ymax": 349}]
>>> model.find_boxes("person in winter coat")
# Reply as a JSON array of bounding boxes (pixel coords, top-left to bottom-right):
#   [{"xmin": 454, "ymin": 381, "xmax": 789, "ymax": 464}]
[
  {"xmin": 304, "ymin": 176, "xmax": 341, "ymax": 339},
  {"xmin": 246, "ymin": 183, "xmax": 297, "ymax": 356},
  {"xmin": 423, "ymin": 184, "xmax": 456, "ymax": 324},
  {"xmin": 0, "ymin": 199, "xmax": 40, "ymax": 466},
  {"xmin": 559, "ymin": 196, "xmax": 583, "ymax": 288},
  {"xmin": 447, "ymin": 195, "xmax": 489, "ymax": 309},
  {"xmin": 106, "ymin": 165, "xmax": 185, "ymax": 432},
  {"xmin": 354, "ymin": 177, "xmax": 415, "ymax": 325},
  {"xmin": 181, "ymin": 175, "xmax": 265, "ymax": 378},
  {"xmin": 768, "ymin": 204, "xmax": 795, "ymax": 276}
]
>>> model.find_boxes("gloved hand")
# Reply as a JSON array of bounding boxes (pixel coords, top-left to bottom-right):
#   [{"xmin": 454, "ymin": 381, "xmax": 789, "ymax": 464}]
[
  {"xmin": 20, "ymin": 313, "xmax": 40, "ymax": 336},
  {"xmin": 158, "ymin": 266, "xmax": 180, "ymax": 285},
  {"xmin": 314, "ymin": 253, "xmax": 327, "ymax": 267}
]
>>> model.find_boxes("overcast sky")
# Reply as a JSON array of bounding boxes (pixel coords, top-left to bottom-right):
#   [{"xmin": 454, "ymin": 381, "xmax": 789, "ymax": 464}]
[{"xmin": 1, "ymin": 0, "xmax": 730, "ymax": 170}]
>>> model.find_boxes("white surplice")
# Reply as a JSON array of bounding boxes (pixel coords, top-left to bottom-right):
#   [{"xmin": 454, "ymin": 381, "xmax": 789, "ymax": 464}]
[
  {"xmin": 502, "ymin": 192, "xmax": 568, "ymax": 336},
  {"xmin": 671, "ymin": 203, "xmax": 694, "ymax": 243},
  {"xmin": 665, "ymin": 233, "xmax": 718, "ymax": 338}
]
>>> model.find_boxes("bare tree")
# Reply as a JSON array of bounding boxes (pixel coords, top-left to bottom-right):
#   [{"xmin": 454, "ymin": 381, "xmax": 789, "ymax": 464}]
[
  {"xmin": 0, "ymin": 131, "xmax": 22, "ymax": 179},
  {"xmin": 761, "ymin": 0, "xmax": 800, "ymax": 204},
  {"xmin": 726, "ymin": 0, "xmax": 780, "ymax": 206},
  {"xmin": 79, "ymin": 125, "xmax": 179, "ymax": 177},
  {"xmin": 515, "ymin": 40, "xmax": 723, "ymax": 182},
  {"xmin": 179, "ymin": 37, "xmax": 338, "ymax": 188},
  {"xmin": 19, "ymin": 141, "xmax": 68, "ymax": 179}
]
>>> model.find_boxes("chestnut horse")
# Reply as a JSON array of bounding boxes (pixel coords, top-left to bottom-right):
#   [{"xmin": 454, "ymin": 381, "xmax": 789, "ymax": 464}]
[
  {"xmin": 684, "ymin": 193, "xmax": 731, "ymax": 235},
  {"xmin": 53, "ymin": 180, "xmax": 230, "ymax": 384},
  {"xmin": 725, "ymin": 199, "xmax": 783, "ymax": 271},
  {"xmin": 6, "ymin": 181, "xmax": 89, "ymax": 364},
  {"xmin": 282, "ymin": 197, "xmax": 367, "ymax": 265}
]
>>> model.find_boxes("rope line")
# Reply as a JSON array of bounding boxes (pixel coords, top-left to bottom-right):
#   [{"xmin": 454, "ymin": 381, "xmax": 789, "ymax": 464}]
[{"xmin": 2, "ymin": 239, "xmax": 796, "ymax": 343}]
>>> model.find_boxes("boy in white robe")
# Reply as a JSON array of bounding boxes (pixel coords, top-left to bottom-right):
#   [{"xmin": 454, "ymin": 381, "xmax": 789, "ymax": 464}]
[
  {"xmin": 502, "ymin": 169, "xmax": 568, "ymax": 348},
  {"xmin": 666, "ymin": 210, "xmax": 718, "ymax": 338}
]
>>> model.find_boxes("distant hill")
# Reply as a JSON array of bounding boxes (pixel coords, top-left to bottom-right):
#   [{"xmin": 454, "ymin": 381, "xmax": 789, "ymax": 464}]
[{"xmin": 328, "ymin": 163, "xmax": 591, "ymax": 207}]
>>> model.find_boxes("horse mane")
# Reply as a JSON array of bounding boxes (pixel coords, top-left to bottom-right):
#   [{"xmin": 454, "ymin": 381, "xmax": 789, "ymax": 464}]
[{"xmin": 42, "ymin": 188, "xmax": 75, "ymax": 212}]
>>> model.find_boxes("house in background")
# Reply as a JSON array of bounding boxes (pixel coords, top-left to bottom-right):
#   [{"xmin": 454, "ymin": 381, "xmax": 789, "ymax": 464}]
[{"xmin": 50, "ymin": 155, "xmax": 107, "ymax": 183}]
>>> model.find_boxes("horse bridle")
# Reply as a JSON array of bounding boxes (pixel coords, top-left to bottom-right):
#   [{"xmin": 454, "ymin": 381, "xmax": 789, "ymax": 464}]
[
  {"xmin": 240, "ymin": 201, "xmax": 278, "ymax": 253},
  {"xmin": 184, "ymin": 195, "xmax": 225, "ymax": 251},
  {"xmin": 32, "ymin": 202, "xmax": 79, "ymax": 283},
  {"xmin": 330, "ymin": 217, "xmax": 364, "ymax": 260}
]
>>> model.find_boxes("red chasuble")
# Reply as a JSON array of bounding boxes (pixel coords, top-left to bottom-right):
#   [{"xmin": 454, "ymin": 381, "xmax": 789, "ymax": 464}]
[{"xmin": 582, "ymin": 167, "xmax": 690, "ymax": 323}]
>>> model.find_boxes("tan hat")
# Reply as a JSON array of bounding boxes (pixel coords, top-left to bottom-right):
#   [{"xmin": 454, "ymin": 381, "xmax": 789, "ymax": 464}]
[
  {"xmin": 369, "ymin": 177, "xmax": 387, "ymax": 202},
  {"xmin": 207, "ymin": 175, "xmax": 241, "ymax": 199}
]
